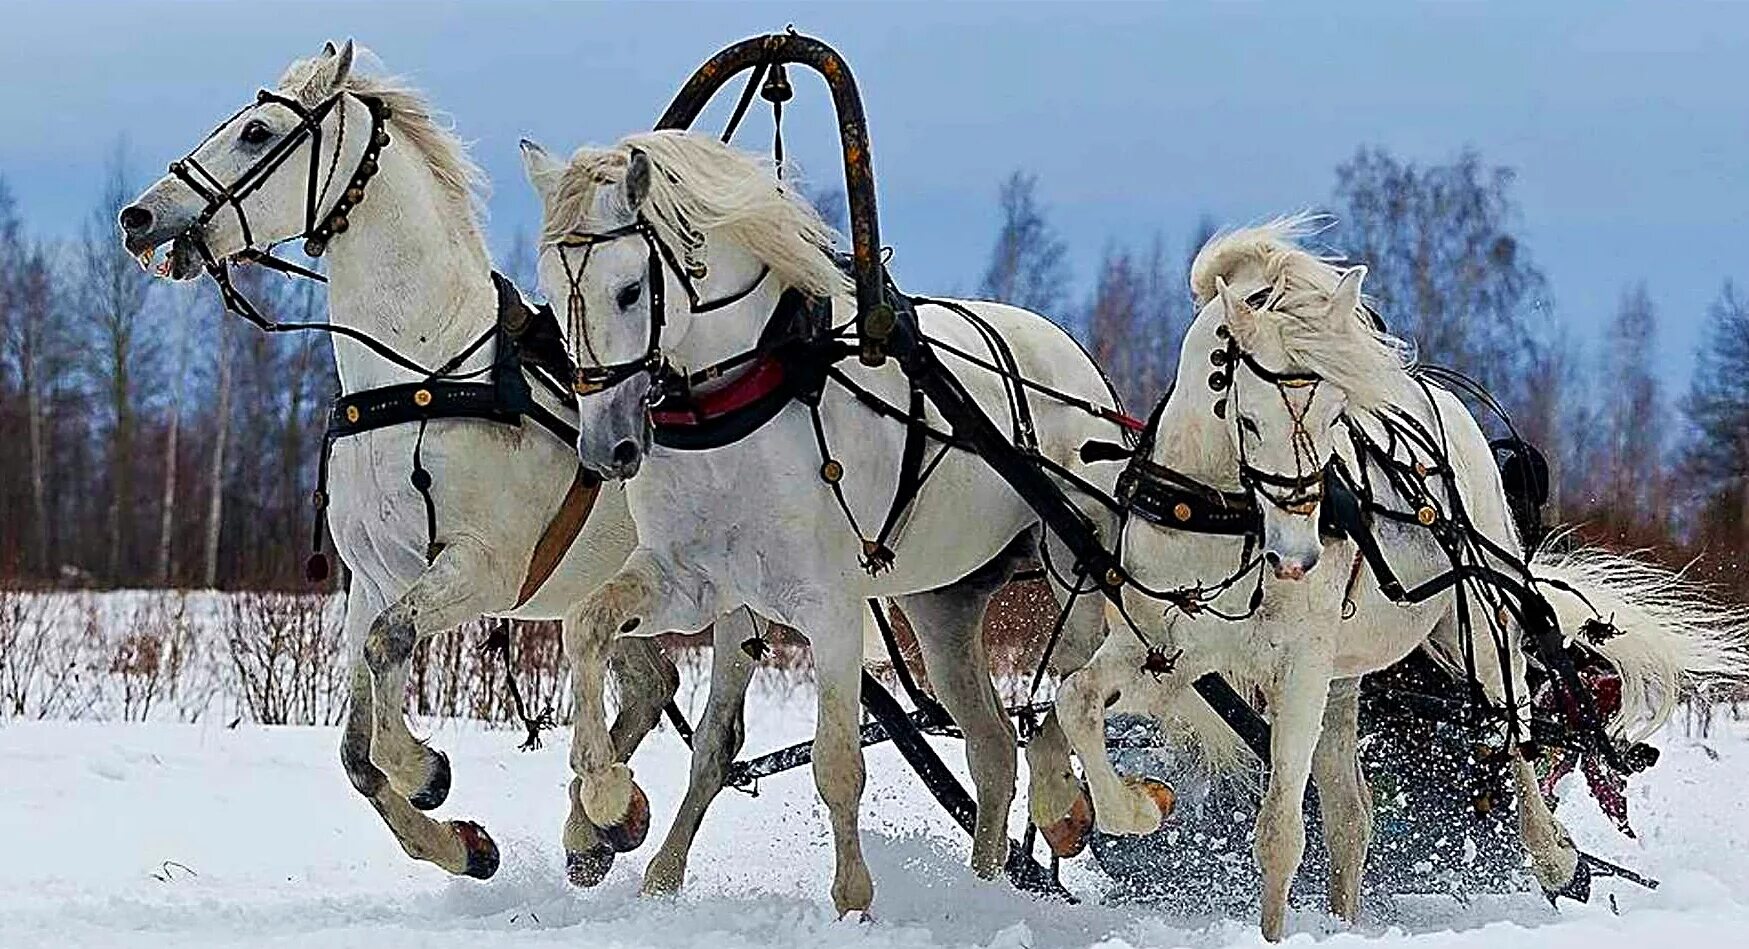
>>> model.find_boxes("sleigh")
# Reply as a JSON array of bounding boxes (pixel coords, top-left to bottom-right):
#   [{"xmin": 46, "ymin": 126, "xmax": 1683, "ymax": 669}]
[{"xmin": 638, "ymin": 30, "xmax": 1659, "ymax": 905}]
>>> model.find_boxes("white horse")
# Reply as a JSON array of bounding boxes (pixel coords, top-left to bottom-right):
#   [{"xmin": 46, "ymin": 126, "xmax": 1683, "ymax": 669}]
[
  {"xmin": 1052, "ymin": 218, "xmax": 1749, "ymax": 940},
  {"xmin": 518, "ymin": 131, "xmax": 1237, "ymax": 912},
  {"xmin": 119, "ymin": 41, "xmax": 747, "ymax": 883}
]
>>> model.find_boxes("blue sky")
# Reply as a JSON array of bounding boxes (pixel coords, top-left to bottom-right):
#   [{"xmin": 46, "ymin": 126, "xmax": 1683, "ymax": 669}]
[{"xmin": 3, "ymin": 2, "xmax": 1745, "ymax": 387}]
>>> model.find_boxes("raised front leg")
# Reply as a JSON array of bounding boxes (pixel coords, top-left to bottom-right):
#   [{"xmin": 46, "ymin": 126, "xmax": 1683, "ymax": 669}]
[
  {"xmin": 643, "ymin": 607, "xmax": 761, "ymax": 895},
  {"xmin": 1256, "ymin": 662, "xmax": 1333, "ymax": 942},
  {"xmin": 1046, "ymin": 629, "xmax": 1178, "ymax": 840},
  {"xmin": 563, "ymin": 550, "xmax": 712, "ymax": 885},
  {"xmin": 1311, "ymin": 678, "xmax": 1371, "ymax": 924},
  {"xmin": 561, "ymin": 632, "xmax": 684, "ymax": 888},
  {"xmin": 348, "ymin": 559, "xmax": 511, "ymax": 879}
]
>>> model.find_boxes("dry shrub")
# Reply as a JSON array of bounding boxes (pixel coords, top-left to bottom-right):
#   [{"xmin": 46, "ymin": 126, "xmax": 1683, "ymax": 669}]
[{"xmin": 226, "ymin": 592, "xmax": 346, "ymax": 725}]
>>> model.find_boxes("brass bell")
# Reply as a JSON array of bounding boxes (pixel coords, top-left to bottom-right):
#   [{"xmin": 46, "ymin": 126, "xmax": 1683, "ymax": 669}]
[
  {"xmin": 1416, "ymin": 505, "xmax": 1437, "ymax": 526},
  {"xmin": 344, "ymin": 405, "xmax": 360, "ymax": 424},
  {"xmin": 413, "ymin": 389, "xmax": 433, "ymax": 407},
  {"xmin": 820, "ymin": 459, "xmax": 844, "ymax": 484},
  {"xmin": 1173, "ymin": 502, "xmax": 1193, "ymax": 522}
]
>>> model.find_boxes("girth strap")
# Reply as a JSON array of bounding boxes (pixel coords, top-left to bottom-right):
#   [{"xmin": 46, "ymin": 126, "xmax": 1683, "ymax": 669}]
[{"xmin": 515, "ymin": 468, "xmax": 604, "ymax": 607}]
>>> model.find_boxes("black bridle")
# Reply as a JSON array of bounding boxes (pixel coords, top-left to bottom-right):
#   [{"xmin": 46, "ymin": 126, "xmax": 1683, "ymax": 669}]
[
  {"xmin": 165, "ymin": 88, "xmax": 461, "ymax": 377},
  {"xmin": 1209, "ymin": 301, "xmax": 1331, "ymax": 516},
  {"xmin": 546, "ymin": 211, "xmax": 770, "ymax": 397}
]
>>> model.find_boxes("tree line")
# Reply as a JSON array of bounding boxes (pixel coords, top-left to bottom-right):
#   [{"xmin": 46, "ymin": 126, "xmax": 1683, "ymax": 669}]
[{"xmin": 2, "ymin": 144, "xmax": 1744, "ymax": 595}]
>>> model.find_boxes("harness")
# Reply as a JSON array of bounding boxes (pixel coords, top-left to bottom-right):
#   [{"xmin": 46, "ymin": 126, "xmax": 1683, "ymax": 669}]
[
  {"xmin": 163, "ymin": 84, "xmax": 610, "ymax": 745},
  {"xmin": 1110, "ymin": 308, "xmax": 1650, "ymax": 787}
]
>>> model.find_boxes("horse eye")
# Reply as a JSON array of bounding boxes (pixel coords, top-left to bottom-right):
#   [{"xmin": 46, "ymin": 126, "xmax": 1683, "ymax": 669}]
[
  {"xmin": 1238, "ymin": 416, "xmax": 1260, "ymax": 436},
  {"xmin": 239, "ymin": 119, "xmax": 274, "ymax": 146},
  {"xmin": 615, "ymin": 282, "xmax": 642, "ymax": 311}
]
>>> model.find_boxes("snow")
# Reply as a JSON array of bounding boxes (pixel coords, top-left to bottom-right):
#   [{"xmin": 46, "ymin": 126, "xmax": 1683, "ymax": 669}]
[{"xmin": 5, "ymin": 696, "xmax": 1749, "ymax": 949}]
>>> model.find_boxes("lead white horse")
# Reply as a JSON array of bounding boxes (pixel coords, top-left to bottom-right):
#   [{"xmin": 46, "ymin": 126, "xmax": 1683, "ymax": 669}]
[
  {"xmin": 520, "ymin": 131, "xmax": 1239, "ymax": 912},
  {"xmin": 1054, "ymin": 218, "xmax": 1749, "ymax": 940},
  {"xmin": 119, "ymin": 41, "xmax": 748, "ymax": 883}
]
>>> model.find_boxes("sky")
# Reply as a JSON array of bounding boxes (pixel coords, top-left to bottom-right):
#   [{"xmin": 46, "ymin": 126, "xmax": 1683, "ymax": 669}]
[{"xmin": 2, "ymin": 1, "xmax": 1745, "ymax": 388}]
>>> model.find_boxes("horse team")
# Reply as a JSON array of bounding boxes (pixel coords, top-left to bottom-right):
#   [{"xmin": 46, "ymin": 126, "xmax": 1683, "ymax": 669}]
[{"xmin": 116, "ymin": 41, "xmax": 1748, "ymax": 940}]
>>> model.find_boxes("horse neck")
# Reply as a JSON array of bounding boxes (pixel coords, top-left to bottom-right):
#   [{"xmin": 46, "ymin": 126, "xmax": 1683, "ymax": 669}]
[
  {"xmin": 322, "ymin": 135, "xmax": 494, "ymax": 393},
  {"xmin": 666, "ymin": 239, "xmax": 786, "ymax": 375},
  {"xmin": 1151, "ymin": 329, "xmax": 1242, "ymax": 489}
]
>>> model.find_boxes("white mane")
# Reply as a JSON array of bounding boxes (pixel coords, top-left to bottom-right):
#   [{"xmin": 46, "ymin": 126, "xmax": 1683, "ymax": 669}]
[
  {"xmin": 538, "ymin": 130, "xmax": 847, "ymax": 300},
  {"xmin": 278, "ymin": 51, "xmax": 488, "ymax": 229},
  {"xmin": 1191, "ymin": 213, "xmax": 1413, "ymax": 410}
]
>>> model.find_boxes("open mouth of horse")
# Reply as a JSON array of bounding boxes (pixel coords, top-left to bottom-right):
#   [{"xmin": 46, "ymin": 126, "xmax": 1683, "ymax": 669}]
[{"xmin": 130, "ymin": 231, "xmax": 205, "ymax": 282}]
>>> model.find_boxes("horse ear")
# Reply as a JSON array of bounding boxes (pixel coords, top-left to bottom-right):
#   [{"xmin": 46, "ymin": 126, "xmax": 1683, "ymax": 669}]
[
  {"xmin": 519, "ymin": 139, "xmax": 564, "ymax": 203},
  {"xmin": 330, "ymin": 39, "xmax": 356, "ymax": 89},
  {"xmin": 1216, "ymin": 276, "xmax": 1258, "ymax": 347},
  {"xmin": 1330, "ymin": 265, "xmax": 1366, "ymax": 321},
  {"xmin": 322, "ymin": 40, "xmax": 338, "ymax": 56},
  {"xmin": 624, "ymin": 148, "xmax": 652, "ymax": 212}
]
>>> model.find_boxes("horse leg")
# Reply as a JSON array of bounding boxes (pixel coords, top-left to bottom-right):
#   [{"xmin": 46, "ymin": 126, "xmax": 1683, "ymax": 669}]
[
  {"xmin": 1432, "ymin": 610, "xmax": 1578, "ymax": 893},
  {"xmin": 809, "ymin": 602, "xmax": 875, "ymax": 916},
  {"xmin": 360, "ymin": 540, "xmax": 515, "ymax": 878},
  {"xmin": 1048, "ymin": 627, "xmax": 1172, "ymax": 838},
  {"xmin": 607, "ymin": 635, "xmax": 680, "ymax": 760},
  {"xmin": 1256, "ymin": 662, "xmax": 1332, "ymax": 942},
  {"xmin": 561, "ymin": 625, "xmax": 685, "ymax": 888},
  {"xmin": 1024, "ymin": 533, "xmax": 1114, "ymax": 854},
  {"xmin": 643, "ymin": 607, "xmax": 760, "ymax": 895},
  {"xmin": 563, "ymin": 550, "xmax": 711, "ymax": 881},
  {"xmin": 901, "ymin": 587, "xmax": 1017, "ymax": 879},
  {"xmin": 1310, "ymin": 677, "xmax": 1371, "ymax": 925}
]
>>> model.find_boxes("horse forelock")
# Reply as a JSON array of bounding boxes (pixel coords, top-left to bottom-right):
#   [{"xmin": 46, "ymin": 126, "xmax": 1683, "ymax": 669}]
[
  {"xmin": 1190, "ymin": 213, "xmax": 1414, "ymax": 410},
  {"xmin": 540, "ymin": 131, "xmax": 848, "ymax": 300}
]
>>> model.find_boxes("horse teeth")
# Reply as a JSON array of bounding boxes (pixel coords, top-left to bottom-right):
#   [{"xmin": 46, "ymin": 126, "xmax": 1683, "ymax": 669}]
[
  {"xmin": 137, "ymin": 248, "xmax": 156, "ymax": 272},
  {"xmin": 156, "ymin": 255, "xmax": 175, "ymax": 278}
]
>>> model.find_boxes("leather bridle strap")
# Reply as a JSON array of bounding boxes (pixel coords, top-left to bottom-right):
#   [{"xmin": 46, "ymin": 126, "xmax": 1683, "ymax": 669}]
[{"xmin": 548, "ymin": 215, "xmax": 770, "ymax": 397}]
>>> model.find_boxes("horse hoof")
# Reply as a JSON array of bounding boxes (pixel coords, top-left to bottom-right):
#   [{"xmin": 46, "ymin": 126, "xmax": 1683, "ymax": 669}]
[
  {"xmin": 1129, "ymin": 776, "xmax": 1176, "ymax": 822},
  {"xmin": 567, "ymin": 844, "xmax": 616, "ymax": 888},
  {"xmin": 1039, "ymin": 788, "xmax": 1093, "ymax": 858},
  {"xmin": 599, "ymin": 782, "xmax": 650, "ymax": 853},
  {"xmin": 408, "ymin": 749, "xmax": 452, "ymax": 811},
  {"xmin": 450, "ymin": 820, "xmax": 500, "ymax": 880}
]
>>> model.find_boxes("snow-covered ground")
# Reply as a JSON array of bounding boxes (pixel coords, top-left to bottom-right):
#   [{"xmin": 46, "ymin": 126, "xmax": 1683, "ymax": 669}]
[{"xmin": 5, "ymin": 697, "xmax": 1749, "ymax": 949}]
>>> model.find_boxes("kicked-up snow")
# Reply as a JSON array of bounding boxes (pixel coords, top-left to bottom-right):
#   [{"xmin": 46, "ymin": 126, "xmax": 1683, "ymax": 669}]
[{"xmin": 4, "ymin": 695, "xmax": 1749, "ymax": 948}]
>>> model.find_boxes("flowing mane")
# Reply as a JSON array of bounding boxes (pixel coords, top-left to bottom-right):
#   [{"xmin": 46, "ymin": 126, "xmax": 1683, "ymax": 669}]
[
  {"xmin": 278, "ymin": 52, "xmax": 488, "ymax": 229},
  {"xmin": 1190, "ymin": 214, "xmax": 1413, "ymax": 410},
  {"xmin": 538, "ymin": 130, "xmax": 847, "ymax": 299}
]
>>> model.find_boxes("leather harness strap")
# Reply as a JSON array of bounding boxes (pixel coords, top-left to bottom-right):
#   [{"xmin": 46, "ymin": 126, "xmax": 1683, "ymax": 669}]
[{"xmin": 515, "ymin": 467, "xmax": 604, "ymax": 607}]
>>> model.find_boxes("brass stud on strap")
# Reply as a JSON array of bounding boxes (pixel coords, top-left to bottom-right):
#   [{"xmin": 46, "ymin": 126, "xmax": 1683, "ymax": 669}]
[
  {"xmin": 1414, "ymin": 461, "xmax": 1429, "ymax": 478},
  {"xmin": 344, "ymin": 405, "xmax": 360, "ymax": 424},
  {"xmin": 413, "ymin": 389, "xmax": 433, "ymax": 407},
  {"xmin": 820, "ymin": 459, "xmax": 844, "ymax": 484},
  {"xmin": 1173, "ymin": 502, "xmax": 1193, "ymax": 522},
  {"xmin": 1104, "ymin": 567, "xmax": 1124, "ymax": 589},
  {"xmin": 1417, "ymin": 505, "xmax": 1438, "ymax": 526}
]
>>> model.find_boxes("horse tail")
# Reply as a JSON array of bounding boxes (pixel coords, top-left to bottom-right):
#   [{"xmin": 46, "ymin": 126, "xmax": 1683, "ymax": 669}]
[{"xmin": 1530, "ymin": 545, "xmax": 1749, "ymax": 741}]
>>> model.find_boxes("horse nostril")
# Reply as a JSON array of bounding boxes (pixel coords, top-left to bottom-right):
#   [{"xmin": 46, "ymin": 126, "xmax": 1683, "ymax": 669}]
[
  {"xmin": 611, "ymin": 439, "xmax": 640, "ymax": 468},
  {"xmin": 119, "ymin": 205, "xmax": 153, "ymax": 234},
  {"xmin": 1263, "ymin": 551, "xmax": 1283, "ymax": 572}
]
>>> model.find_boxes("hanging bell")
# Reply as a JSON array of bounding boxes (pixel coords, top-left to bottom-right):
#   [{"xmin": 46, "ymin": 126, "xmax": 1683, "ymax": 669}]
[
  {"xmin": 761, "ymin": 63, "xmax": 794, "ymax": 103},
  {"xmin": 304, "ymin": 552, "xmax": 331, "ymax": 584}
]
